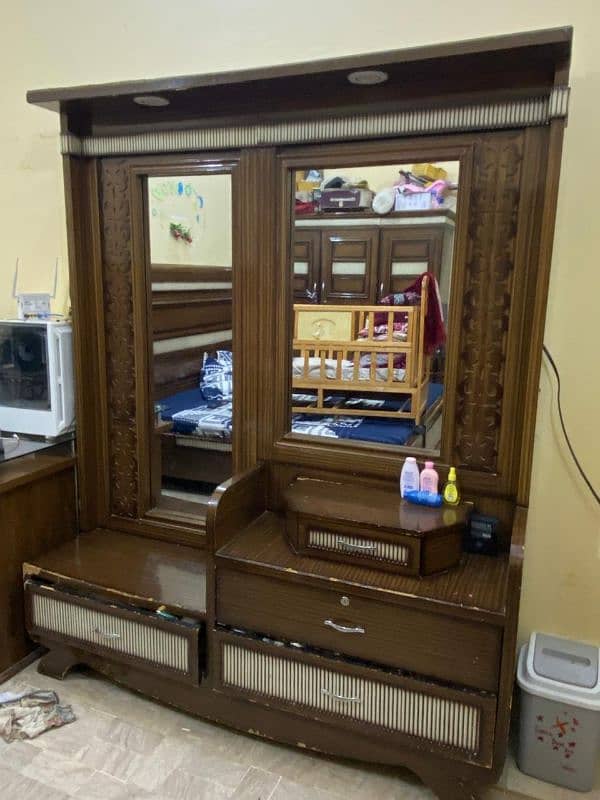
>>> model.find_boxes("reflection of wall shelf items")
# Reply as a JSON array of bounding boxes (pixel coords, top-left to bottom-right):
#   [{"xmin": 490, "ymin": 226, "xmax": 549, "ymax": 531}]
[
  {"xmin": 292, "ymin": 281, "xmax": 430, "ymax": 423},
  {"xmin": 169, "ymin": 222, "xmax": 192, "ymax": 243}
]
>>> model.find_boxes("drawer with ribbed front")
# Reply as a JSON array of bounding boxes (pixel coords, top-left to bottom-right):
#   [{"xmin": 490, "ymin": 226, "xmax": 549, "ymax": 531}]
[
  {"xmin": 217, "ymin": 631, "xmax": 496, "ymax": 766},
  {"xmin": 25, "ymin": 581, "xmax": 202, "ymax": 685},
  {"xmin": 284, "ymin": 478, "xmax": 469, "ymax": 576},
  {"xmin": 216, "ymin": 569, "xmax": 502, "ymax": 692}
]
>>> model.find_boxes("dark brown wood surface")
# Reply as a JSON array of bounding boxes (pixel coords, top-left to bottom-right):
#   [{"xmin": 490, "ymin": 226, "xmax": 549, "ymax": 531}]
[
  {"xmin": 284, "ymin": 477, "xmax": 470, "ymax": 534},
  {"xmin": 217, "ymin": 568, "xmax": 501, "ymax": 691},
  {"xmin": 28, "ymin": 29, "xmax": 571, "ymax": 144},
  {"xmin": 0, "ymin": 451, "xmax": 75, "ymax": 495},
  {"xmin": 0, "ymin": 455, "xmax": 76, "ymax": 674},
  {"xmin": 23, "ymin": 528, "xmax": 208, "ymax": 618},
  {"xmin": 216, "ymin": 512, "xmax": 508, "ymax": 624}
]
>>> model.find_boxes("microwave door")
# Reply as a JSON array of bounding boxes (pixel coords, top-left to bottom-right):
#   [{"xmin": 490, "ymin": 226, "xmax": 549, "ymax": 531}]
[{"xmin": 0, "ymin": 324, "xmax": 50, "ymax": 411}]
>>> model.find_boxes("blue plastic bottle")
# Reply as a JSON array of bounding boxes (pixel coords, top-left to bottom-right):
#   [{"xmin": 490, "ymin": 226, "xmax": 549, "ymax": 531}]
[{"xmin": 404, "ymin": 490, "xmax": 443, "ymax": 508}]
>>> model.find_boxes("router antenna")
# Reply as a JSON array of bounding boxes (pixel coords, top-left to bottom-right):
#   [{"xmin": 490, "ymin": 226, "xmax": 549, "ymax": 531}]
[
  {"xmin": 12, "ymin": 258, "xmax": 19, "ymax": 298},
  {"xmin": 51, "ymin": 257, "xmax": 59, "ymax": 299}
]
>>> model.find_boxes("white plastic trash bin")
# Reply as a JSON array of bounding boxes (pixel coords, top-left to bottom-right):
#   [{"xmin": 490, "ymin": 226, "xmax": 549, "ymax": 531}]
[{"xmin": 517, "ymin": 632, "xmax": 600, "ymax": 792}]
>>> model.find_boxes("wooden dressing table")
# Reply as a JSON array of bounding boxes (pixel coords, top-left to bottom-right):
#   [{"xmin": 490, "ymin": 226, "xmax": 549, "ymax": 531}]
[{"xmin": 21, "ymin": 28, "xmax": 571, "ymax": 800}]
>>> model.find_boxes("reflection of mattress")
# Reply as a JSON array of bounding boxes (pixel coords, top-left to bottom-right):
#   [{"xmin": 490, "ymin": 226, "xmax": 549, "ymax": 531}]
[
  {"xmin": 172, "ymin": 403, "xmax": 232, "ymax": 441},
  {"xmin": 160, "ymin": 389, "xmax": 232, "ymax": 441},
  {"xmin": 291, "ymin": 383, "xmax": 443, "ymax": 446},
  {"xmin": 159, "ymin": 382, "xmax": 442, "ymax": 447},
  {"xmin": 293, "ymin": 357, "xmax": 406, "ymax": 382}
]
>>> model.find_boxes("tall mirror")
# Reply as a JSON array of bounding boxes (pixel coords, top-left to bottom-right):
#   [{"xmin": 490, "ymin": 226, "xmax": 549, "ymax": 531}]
[
  {"xmin": 289, "ymin": 161, "xmax": 458, "ymax": 452},
  {"xmin": 147, "ymin": 172, "xmax": 233, "ymax": 517}
]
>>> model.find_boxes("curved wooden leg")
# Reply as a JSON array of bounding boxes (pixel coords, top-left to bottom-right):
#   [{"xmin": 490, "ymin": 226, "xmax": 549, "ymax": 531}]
[
  {"xmin": 416, "ymin": 764, "xmax": 487, "ymax": 800},
  {"xmin": 37, "ymin": 647, "xmax": 80, "ymax": 680}
]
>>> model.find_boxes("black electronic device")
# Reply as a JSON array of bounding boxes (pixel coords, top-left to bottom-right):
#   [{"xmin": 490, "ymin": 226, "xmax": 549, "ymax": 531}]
[{"xmin": 463, "ymin": 513, "xmax": 499, "ymax": 556}]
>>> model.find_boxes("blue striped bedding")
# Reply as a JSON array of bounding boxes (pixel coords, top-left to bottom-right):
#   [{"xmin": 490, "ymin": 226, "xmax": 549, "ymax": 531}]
[{"xmin": 159, "ymin": 383, "xmax": 443, "ymax": 447}]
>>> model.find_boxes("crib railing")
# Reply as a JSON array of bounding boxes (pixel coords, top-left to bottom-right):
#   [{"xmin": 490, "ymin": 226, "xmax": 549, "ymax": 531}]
[
  {"xmin": 292, "ymin": 276, "xmax": 430, "ymax": 422},
  {"xmin": 293, "ymin": 347, "xmax": 415, "ymax": 389}
]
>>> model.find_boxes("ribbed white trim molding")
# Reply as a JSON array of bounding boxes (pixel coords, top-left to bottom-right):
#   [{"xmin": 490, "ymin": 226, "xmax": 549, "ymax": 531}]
[
  {"xmin": 153, "ymin": 329, "xmax": 232, "ymax": 355},
  {"xmin": 61, "ymin": 87, "xmax": 570, "ymax": 157}
]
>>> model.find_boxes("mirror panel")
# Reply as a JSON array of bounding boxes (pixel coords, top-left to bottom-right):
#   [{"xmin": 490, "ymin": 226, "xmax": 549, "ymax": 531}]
[
  {"xmin": 147, "ymin": 173, "xmax": 234, "ymax": 518},
  {"xmin": 148, "ymin": 174, "xmax": 232, "ymax": 267},
  {"xmin": 289, "ymin": 161, "xmax": 459, "ymax": 454}
]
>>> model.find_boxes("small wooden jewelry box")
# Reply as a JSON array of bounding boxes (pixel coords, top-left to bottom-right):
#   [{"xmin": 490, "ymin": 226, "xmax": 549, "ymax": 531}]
[{"xmin": 284, "ymin": 477, "xmax": 470, "ymax": 576}]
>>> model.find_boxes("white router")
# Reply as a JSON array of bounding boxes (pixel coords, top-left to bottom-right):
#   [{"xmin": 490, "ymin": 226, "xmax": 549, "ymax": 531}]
[{"xmin": 12, "ymin": 258, "xmax": 59, "ymax": 320}]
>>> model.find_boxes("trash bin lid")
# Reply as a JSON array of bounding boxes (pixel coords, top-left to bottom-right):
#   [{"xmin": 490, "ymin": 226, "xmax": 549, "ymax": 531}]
[{"xmin": 533, "ymin": 633, "xmax": 599, "ymax": 689}]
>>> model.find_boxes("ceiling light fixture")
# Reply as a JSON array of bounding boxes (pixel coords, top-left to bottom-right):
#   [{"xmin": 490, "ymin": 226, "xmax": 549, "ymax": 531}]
[
  {"xmin": 133, "ymin": 95, "xmax": 170, "ymax": 107},
  {"xmin": 347, "ymin": 69, "xmax": 389, "ymax": 86}
]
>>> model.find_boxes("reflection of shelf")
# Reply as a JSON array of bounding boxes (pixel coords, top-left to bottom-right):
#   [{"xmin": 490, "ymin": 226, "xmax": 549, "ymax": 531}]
[
  {"xmin": 0, "ymin": 433, "xmax": 74, "ymax": 465},
  {"xmin": 295, "ymin": 208, "xmax": 456, "ymax": 226}
]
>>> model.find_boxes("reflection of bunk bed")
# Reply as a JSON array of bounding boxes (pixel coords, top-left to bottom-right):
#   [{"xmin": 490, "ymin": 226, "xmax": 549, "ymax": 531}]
[
  {"xmin": 157, "ymin": 387, "xmax": 232, "ymax": 489},
  {"xmin": 292, "ymin": 275, "xmax": 430, "ymax": 424}
]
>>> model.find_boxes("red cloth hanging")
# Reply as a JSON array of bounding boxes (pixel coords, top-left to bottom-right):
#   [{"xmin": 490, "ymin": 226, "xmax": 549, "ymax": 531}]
[{"xmin": 376, "ymin": 272, "xmax": 446, "ymax": 354}]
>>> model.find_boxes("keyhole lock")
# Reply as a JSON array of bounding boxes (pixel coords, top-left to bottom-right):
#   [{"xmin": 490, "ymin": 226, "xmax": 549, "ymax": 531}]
[{"xmin": 340, "ymin": 596, "xmax": 350, "ymax": 607}]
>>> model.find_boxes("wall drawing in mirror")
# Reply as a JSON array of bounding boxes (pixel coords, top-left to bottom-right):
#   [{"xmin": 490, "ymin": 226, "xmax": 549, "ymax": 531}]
[
  {"xmin": 290, "ymin": 162, "xmax": 458, "ymax": 453},
  {"xmin": 147, "ymin": 173, "xmax": 233, "ymax": 519}
]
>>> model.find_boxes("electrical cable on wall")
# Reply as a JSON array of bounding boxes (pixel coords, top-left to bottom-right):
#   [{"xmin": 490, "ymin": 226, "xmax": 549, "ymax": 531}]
[{"xmin": 543, "ymin": 345, "xmax": 600, "ymax": 505}]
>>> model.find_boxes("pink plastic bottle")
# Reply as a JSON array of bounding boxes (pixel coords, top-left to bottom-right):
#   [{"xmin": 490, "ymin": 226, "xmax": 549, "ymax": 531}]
[{"xmin": 419, "ymin": 461, "xmax": 439, "ymax": 494}]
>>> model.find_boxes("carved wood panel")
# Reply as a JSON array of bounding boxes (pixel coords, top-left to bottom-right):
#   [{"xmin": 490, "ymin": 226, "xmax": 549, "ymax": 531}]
[
  {"xmin": 99, "ymin": 159, "xmax": 138, "ymax": 517},
  {"xmin": 454, "ymin": 132, "xmax": 524, "ymax": 472}
]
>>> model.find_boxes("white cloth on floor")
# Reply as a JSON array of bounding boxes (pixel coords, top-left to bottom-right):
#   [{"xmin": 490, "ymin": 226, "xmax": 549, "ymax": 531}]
[{"xmin": 0, "ymin": 690, "xmax": 76, "ymax": 742}]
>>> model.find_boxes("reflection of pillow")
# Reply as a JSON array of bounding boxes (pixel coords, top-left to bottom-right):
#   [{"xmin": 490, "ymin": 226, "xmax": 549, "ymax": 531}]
[{"xmin": 200, "ymin": 350, "xmax": 233, "ymax": 407}]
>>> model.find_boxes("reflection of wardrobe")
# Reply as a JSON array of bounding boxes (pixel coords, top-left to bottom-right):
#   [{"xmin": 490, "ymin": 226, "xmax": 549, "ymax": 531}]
[{"xmin": 293, "ymin": 211, "xmax": 455, "ymax": 303}]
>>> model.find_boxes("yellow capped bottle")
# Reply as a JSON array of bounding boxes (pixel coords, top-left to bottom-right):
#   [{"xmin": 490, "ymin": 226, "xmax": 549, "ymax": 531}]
[{"xmin": 443, "ymin": 466, "xmax": 460, "ymax": 506}]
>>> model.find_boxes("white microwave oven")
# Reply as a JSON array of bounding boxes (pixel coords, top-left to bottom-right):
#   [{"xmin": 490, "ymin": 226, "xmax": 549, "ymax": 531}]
[{"xmin": 0, "ymin": 320, "xmax": 74, "ymax": 438}]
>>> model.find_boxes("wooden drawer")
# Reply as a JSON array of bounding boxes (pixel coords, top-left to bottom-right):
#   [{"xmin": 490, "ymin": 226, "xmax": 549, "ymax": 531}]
[
  {"xmin": 287, "ymin": 514, "xmax": 463, "ymax": 576},
  {"xmin": 284, "ymin": 479, "xmax": 466, "ymax": 577},
  {"xmin": 216, "ymin": 631, "xmax": 496, "ymax": 766},
  {"xmin": 25, "ymin": 581, "xmax": 202, "ymax": 685},
  {"xmin": 292, "ymin": 515, "xmax": 418, "ymax": 573},
  {"xmin": 216, "ymin": 569, "xmax": 501, "ymax": 692}
]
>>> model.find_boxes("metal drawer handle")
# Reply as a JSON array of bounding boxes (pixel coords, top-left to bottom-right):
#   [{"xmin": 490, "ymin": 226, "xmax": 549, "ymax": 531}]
[
  {"xmin": 336, "ymin": 537, "xmax": 377, "ymax": 552},
  {"xmin": 324, "ymin": 619, "xmax": 365, "ymax": 634},
  {"xmin": 321, "ymin": 688, "xmax": 362, "ymax": 703},
  {"xmin": 93, "ymin": 627, "xmax": 121, "ymax": 640}
]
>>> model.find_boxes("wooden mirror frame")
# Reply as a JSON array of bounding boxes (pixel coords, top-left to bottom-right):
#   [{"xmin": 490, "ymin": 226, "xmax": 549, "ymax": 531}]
[
  {"xmin": 129, "ymin": 156, "xmax": 239, "ymax": 533},
  {"xmin": 273, "ymin": 138, "xmax": 472, "ymax": 463},
  {"xmin": 41, "ymin": 29, "xmax": 570, "ymax": 547}
]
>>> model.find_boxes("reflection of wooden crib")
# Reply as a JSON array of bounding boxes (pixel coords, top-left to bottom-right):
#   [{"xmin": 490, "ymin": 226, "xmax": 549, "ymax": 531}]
[{"xmin": 292, "ymin": 276, "xmax": 430, "ymax": 423}]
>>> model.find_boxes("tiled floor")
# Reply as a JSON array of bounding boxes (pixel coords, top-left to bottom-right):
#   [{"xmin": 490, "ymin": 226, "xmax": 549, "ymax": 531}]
[{"xmin": 0, "ymin": 661, "xmax": 598, "ymax": 799}]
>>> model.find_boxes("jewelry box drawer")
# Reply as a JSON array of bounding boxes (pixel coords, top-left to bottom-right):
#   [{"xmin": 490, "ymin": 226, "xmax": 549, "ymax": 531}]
[
  {"xmin": 283, "ymin": 477, "xmax": 467, "ymax": 577},
  {"xmin": 289, "ymin": 515, "xmax": 422, "ymax": 574},
  {"xmin": 216, "ymin": 569, "xmax": 501, "ymax": 692},
  {"xmin": 24, "ymin": 581, "xmax": 202, "ymax": 685},
  {"xmin": 216, "ymin": 631, "xmax": 496, "ymax": 766}
]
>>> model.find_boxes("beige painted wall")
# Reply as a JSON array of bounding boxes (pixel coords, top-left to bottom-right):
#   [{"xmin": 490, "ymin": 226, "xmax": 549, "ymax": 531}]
[
  {"xmin": 148, "ymin": 174, "xmax": 232, "ymax": 267},
  {"xmin": 0, "ymin": 1, "xmax": 597, "ymax": 645}
]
